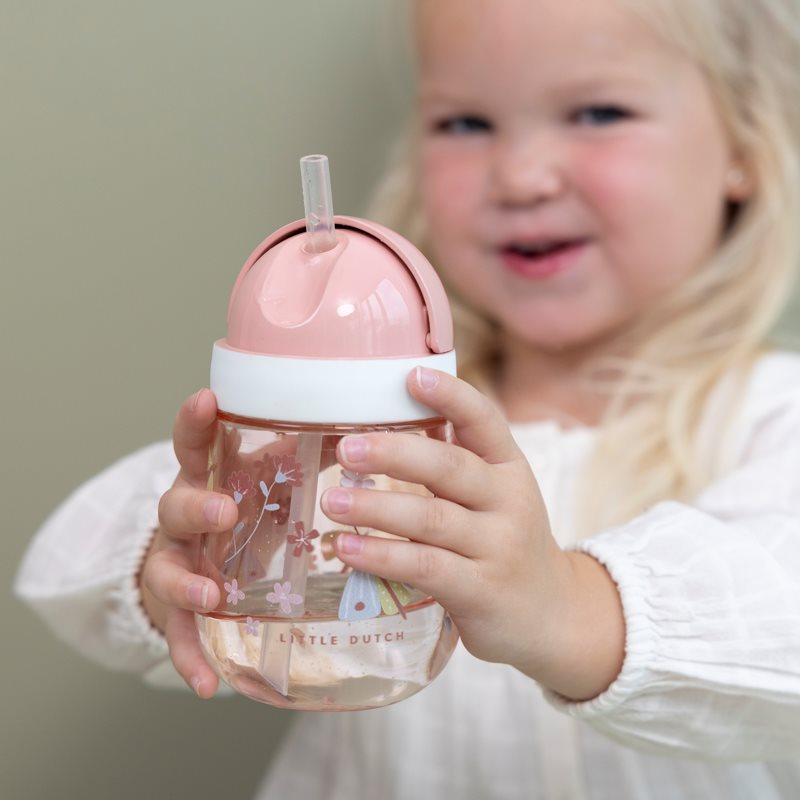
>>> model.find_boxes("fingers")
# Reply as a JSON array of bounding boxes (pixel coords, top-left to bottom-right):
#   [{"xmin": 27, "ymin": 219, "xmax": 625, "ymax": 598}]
[
  {"xmin": 141, "ymin": 542, "xmax": 221, "ymax": 613},
  {"xmin": 155, "ymin": 389, "xmax": 229, "ymax": 699},
  {"xmin": 333, "ymin": 533, "xmax": 476, "ymax": 617},
  {"xmin": 158, "ymin": 485, "xmax": 237, "ymax": 541},
  {"xmin": 165, "ymin": 606, "xmax": 219, "ymax": 698},
  {"xmin": 173, "ymin": 388, "xmax": 219, "ymax": 486},
  {"xmin": 335, "ymin": 430, "xmax": 495, "ymax": 510},
  {"xmin": 321, "ymin": 486, "xmax": 484, "ymax": 557},
  {"xmin": 407, "ymin": 368, "xmax": 522, "ymax": 465},
  {"xmin": 141, "ymin": 542, "xmax": 222, "ymax": 697}
]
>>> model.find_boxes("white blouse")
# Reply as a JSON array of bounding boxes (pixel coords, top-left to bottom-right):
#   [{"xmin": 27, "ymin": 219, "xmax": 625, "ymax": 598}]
[{"xmin": 15, "ymin": 351, "xmax": 800, "ymax": 799}]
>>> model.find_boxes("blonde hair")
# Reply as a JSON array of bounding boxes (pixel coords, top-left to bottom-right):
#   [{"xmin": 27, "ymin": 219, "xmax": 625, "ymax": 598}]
[{"xmin": 368, "ymin": 0, "xmax": 800, "ymax": 533}]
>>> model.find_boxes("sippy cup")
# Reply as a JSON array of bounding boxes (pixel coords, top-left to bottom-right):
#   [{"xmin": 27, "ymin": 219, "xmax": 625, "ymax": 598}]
[{"xmin": 195, "ymin": 154, "xmax": 459, "ymax": 711}]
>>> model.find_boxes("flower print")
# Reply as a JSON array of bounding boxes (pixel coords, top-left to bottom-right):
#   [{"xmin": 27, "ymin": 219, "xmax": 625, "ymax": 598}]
[
  {"xmin": 224, "ymin": 578, "xmax": 245, "ymax": 606},
  {"xmin": 225, "ymin": 462, "xmax": 283, "ymax": 565},
  {"xmin": 340, "ymin": 469, "xmax": 375, "ymax": 489},
  {"xmin": 266, "ymin": 581, "xmax": 303, "ymax": 614},
  {"xmin": 245, "ymin": 616, "xmax": 259, "ymax": 636},
  {"xmin": 287, "ymin": 521, "xmax": 320, "ymax": 557},
  {"xmin": 227, "ymin": 471, "xmax": 255, "ymax": 505},
  {"xmin": 272, "ymin": 455, "xmax": 304, "ymax": 486}
]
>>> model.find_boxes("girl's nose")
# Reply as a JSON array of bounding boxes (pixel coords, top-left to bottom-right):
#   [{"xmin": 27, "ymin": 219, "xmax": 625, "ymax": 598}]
[{"xmin": 489, "ymin": 136, "xmax": 565, "ymax": 206}]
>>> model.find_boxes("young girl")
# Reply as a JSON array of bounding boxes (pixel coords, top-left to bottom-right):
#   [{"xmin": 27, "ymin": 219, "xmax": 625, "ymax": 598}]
[{"xmin": 16, "ymin": 0, "xmax": 800, "ymax": 797}]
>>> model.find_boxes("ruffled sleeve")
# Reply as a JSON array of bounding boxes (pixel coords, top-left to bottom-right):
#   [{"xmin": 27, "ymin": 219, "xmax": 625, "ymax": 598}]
[
  {"xmin": 546, "ymin": 361, "xmax": 800, "ymax": 759},
  {"xmin": 14, "ymin": 441, "xmax": 177, "ymax": 678}
]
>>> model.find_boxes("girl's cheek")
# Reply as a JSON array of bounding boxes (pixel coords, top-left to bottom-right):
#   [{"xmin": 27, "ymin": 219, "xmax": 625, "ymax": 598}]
[
  {"xmin": 574, "ymin": 134, "xmax": 674, "ymax": 223},
  {"xmin": 422, "ymin": 154, "xmax": 485, "ymax": 233},
  {"xmin": 572, "ymin": 145, "xmax": 640, "ymax": 216}
]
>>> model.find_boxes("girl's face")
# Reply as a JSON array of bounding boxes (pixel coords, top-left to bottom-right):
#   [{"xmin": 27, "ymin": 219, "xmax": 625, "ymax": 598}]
[{"xmin": 417, "ymin": 0, "xmax": 747, "ymax": 354}]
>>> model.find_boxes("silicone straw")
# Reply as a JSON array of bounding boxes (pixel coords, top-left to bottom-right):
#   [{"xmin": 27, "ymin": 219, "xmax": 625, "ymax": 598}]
[
  {"xmin": 300, "ymin": 154, "xmax": 338, "ymax": 253},
  {"xmin": 281, "ymin": 431, "xmax": 324, "ymax": 613},
  {"xmin": 257, "ymin": 156, "xmax": 334, "ymax": 694},
  {"xmin": 258, "ymin": 431, "xmax": 324, "ymax": 695}
]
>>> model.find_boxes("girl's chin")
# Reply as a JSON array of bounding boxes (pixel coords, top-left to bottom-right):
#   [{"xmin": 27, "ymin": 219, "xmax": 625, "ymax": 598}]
[
  {"xmin": 441, "ymin": 275, "xmax": 633, "ymax": 353},
  {"xmin": 499, "ymin": 316, "xmax": 632, "ymax": 357}
]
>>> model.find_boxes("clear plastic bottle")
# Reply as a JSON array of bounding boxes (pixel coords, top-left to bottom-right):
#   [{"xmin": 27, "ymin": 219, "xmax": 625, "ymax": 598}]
[{"xmin": 196, "ymin": 155, "xmax": 459, "ymax": 711}]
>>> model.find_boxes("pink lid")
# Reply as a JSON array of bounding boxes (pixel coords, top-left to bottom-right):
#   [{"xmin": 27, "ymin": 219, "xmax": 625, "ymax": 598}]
[{"xmin": 223, "ymin": 216, "xmax": 454, "ymax": 359}]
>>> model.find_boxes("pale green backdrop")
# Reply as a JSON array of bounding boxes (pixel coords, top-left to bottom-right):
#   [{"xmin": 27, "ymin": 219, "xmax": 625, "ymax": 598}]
[
  {"xmin": 1, "ymin": 2, "xmax": 411, "ymax": 799},
  {"xmin": 3, "ymin": 3, "xmax": 800, "ymax": 800}
]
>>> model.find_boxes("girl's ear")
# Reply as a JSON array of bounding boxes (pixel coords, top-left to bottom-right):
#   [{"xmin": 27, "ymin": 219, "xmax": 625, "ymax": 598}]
[{"xmin": 725, "ymin": 160, "xmax": 754, "ymax": 202}]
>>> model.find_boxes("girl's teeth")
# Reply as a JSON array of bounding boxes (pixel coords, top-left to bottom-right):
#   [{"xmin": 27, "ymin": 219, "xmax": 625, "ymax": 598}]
[{"xmin": 511, "ymin": 242, "xmax": 563, "ymax": 256}]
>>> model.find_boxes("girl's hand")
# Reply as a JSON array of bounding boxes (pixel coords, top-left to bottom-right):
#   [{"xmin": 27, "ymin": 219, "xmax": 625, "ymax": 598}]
[
  {"xmin": 139, "ymin": 389, "xmax": 236, "ymax": 698},
  {"xmin": 324, "ymin": 367, "xmax": 625, "ymax": 701},
  {"xmin": 138, "ymin": 390, "xmax": 342, "ymax": 698}
]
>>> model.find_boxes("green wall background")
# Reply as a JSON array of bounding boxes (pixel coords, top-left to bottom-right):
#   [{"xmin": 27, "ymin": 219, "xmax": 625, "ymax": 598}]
[
  {"xmin": 2, "ymin": 2, "xmax": 799, "ymax": 799},
  {"xmin": 1, "ymin": 3, "xmax": 410, "ymax": 799}
]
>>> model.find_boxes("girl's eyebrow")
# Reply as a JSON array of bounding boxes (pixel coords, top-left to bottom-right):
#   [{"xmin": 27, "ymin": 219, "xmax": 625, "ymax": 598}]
[
  {"xmin": 554, "ymin": 72, "xmax": 654, "ymax": 94},
  {"xmin": 416, "ymin": 87, "xmax": 485, "ymax": 106},
  {"xmin": 419, "ymin": 70, "xmax": 654, "ymax": 102}
]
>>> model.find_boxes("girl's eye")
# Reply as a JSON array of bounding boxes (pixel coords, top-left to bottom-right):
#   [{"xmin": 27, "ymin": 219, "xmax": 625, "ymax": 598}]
[
  {"xmin": 433, "ymin": 115, "xmax": 493, "ymax": 135},
  {"xmin": 572, "ymin": 105, "xmax": 631, "ymax": 126}
]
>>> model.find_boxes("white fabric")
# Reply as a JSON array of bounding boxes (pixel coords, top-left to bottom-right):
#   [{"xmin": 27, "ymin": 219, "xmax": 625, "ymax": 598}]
[{"xmin": 14, "ymin": 351, "xmax": 800, "ymax": 799}]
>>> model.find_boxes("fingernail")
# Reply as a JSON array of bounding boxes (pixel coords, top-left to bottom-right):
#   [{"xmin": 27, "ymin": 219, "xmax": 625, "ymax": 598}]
[
  {"xmin": 191, "ymin": 676, "xmax": 203, "ymax": 697},
  {"xmin": 324, "ymin": 489, "xmax": 352, "ymax": 514},
  {"xmin": 342, "ymin": 436, "xmax": 368, "ymax": 462},
  {"xmin": 337, "ymin": 533, "xmax": 364, "ymax": 555},
  {"xmin": 187, "ymin": 582, "xmax": 210, "ymax": 609},
  {"xmin": 190, "ymin": 389, "xmax": 205, "ymax": 412},
  {"xmin": 416, "ymin": 366, "xmax": 438, "ymax": 390},
  {"xmin": 204, "ymin": 498, "xmax": 225, "ymax": 526}
]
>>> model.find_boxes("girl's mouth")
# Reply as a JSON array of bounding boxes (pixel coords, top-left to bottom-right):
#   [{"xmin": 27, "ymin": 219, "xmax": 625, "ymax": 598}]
[{"xmin": 499, "ymin": 240, "xmax": 588, "ymax": 279}]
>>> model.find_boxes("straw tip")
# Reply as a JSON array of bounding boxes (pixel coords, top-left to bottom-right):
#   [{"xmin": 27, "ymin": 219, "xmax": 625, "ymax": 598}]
[{"xmin": 300, "ymin": 154, "xmax": 336, "ymax": 253}]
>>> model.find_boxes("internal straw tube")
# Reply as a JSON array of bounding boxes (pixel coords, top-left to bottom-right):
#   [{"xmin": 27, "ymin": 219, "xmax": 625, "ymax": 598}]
[{"xmin": 300, "ymin": 154, "xmax": 338, "ymax": 253}]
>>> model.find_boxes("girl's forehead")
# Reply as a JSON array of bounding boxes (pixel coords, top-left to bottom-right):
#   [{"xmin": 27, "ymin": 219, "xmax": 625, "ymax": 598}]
[
  {"xmin": 414, "ymin": 0, "xmax": 664, "ymax": 66},
  {"xmin": 414, "ymin": 0, "xmax": 675, "ymax": 81}
]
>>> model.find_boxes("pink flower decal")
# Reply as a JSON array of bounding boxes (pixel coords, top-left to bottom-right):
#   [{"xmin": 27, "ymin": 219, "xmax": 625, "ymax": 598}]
[
  {"xmin": 340, "ymin": 469, "xmax": 375, "ymax": 489},
  {"xmin": 266, "ymin": 581, "xmax": 303, "ymax": 614},
  {"xmin": 245, "ymin": 616, "xmax": 259, "ymax": 636},
  {"xmin": 227, "ymin": 471, "xmax": 255, "ymax": 505},
  {"xmin": 287, "ymin": 521, "xmax": 320, "ymax": 557},
  {"xmin": 224, "ymin": 579, "xmax": 245, "ymax": 606},
  {"xmin": 272, "ymin": 455, "xmax": 304, "ymax": 486}
]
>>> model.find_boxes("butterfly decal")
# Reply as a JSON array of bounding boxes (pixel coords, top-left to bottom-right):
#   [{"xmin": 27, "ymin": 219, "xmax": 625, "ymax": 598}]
[
  {"xmin": 376, "ymin": 578, "xmax": 412, "ymax": 616},
  {"xmin": 338, "ymin": 570, "xmax": 382, "ymax": 621},
  {"xmin": 338, "ymin": 570, "xmax": 413, "ymax": 621}
]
